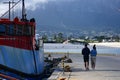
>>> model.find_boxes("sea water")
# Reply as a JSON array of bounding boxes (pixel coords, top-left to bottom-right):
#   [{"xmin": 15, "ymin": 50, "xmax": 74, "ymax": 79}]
[{"xmin": 44, "ymin": 43, "xmax": 120, "ymax": 55}]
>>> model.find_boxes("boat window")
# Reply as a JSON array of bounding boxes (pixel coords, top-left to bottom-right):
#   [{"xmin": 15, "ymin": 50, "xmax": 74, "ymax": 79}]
[
  {"xmin": 23, "ymin": 25, "xmax": 31, "ymax": 36},
  {"xmin": 16, "ymin": 25, "xmax": 23, "ymax": 36},
  {"xmin": 23, "ymin": 25, "xmax": 35, "ymax": 36},
  {"xmin": 6, "ymin": 25, "xmax": 9, "ymax": 35},
  {"xmin": 6, "ymin": 24, "xmax": 14, "ymax": 35},
  {"xmin": 16, "ymin": 24, "xmax": 31, "ymax": 36},
  {"xmin": 12, "ymin": 24, "xmax": 35, "ymax": 36},
  {"xmin": 0, "ymin": 24, "xmax": 14, "ymax": 36},
  {"xmin": 0, "ymin": 24, "xmax": 6, "ymax": 35}
]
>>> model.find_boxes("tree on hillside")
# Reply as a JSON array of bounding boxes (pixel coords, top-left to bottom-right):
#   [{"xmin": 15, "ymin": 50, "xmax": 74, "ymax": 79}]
[
  {"xmin": 42, "ymin": 34, "xmax": 48, "ymax": 42},
  {"xmin": 56, "ymin": 33, "xmax": 64, "ymax": 43}
]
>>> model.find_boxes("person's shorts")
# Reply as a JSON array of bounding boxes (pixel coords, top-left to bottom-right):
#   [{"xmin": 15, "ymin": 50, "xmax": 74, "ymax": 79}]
[{"xmin": 83, "ymin": 56, "xmax": 89, "ymax": 62}]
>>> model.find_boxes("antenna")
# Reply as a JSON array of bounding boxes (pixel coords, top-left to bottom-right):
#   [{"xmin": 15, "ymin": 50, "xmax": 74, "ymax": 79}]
[
  {"xmin": 3, "ymin": 1, "xmax": 16, "ymax": 20},
  {"xmin": 22, "ymin": 0, "xmax": 26, "ymax": 20}
]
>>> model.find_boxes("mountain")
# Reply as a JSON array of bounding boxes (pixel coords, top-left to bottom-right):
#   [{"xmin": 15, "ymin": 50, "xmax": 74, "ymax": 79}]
[{"xmin": 27, "ymin": 0, "xmax": 120, "ymax": 34}]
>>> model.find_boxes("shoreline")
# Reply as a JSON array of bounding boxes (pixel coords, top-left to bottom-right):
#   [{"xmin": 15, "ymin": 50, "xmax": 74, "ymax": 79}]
[
  {"xmin": 44, "ymin": 42, "xmax": 120, "ymax": 54},
  {"xmin": 89, "ymin": 42, "xmax": 120, "ymax": 48}
]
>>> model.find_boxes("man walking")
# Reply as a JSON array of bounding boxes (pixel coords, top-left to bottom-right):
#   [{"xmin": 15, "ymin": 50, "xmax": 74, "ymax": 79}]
[{"xmin": 82, "ymin": 44, "xmax": 90, "ymax": 70}]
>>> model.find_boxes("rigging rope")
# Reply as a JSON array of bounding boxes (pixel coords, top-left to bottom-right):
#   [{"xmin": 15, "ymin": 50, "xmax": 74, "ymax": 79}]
[{"xmin": 0, "ymin": 0, "xmax": 21, "ymax": 18}]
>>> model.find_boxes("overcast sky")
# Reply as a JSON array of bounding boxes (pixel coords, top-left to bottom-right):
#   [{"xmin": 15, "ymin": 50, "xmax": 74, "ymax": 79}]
[
  {"xmin": 22, "ymin": 0, "xmax": 73, "ymax": 11},
  {"xmin": 0, "ymin": 0, "xmax": 46, "ymax": 16},
  {"xmin": 1, "ymin": 0, "xmax": 120, "ymax": 33},
  {"xmin": 0, "ymin": 0, "xmax": 68, "ymax": 17}
]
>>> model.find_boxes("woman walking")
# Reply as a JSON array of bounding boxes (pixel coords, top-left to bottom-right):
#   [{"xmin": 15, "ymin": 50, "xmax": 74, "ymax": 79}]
[{"xmin": 90, "ymin": 45, "xmax": 97, "ymax": 70}]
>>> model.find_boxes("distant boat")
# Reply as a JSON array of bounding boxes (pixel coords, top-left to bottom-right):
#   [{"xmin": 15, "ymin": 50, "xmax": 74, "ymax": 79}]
[{"xmin": 0, "ymin": 0, "xmax": 44, "ymax": 79}]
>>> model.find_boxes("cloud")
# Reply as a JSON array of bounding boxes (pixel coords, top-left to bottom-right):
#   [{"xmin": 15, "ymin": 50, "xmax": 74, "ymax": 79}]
[
  {"xmin": 25, "ymin": 0, "xmax": 49, "ymax": 11},
  {"xmin": 0, "ymin": 0, "xmax": 51, "ymax": 17},
  {"xmin": 0, "ymin": 0, "xmax": 71, "ymax": 17},
  {"xmin": 25, "ymin": 0, "xmax": 58, "ymax": 11}
]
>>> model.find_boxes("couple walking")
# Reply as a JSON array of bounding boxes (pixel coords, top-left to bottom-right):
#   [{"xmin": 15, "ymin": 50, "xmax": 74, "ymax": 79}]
[{"xmin": 82, "ymin": 44, "xmax": 97, "ymax": 70}]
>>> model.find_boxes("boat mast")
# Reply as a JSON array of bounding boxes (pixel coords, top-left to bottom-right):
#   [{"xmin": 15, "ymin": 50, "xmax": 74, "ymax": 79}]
[
  {"xmin": 22, "ymin": 0, "xmax": 26, "ymax": 21},
  {"xmin": 22, "ymin": 0, "xmax": 38, "ymax": 73}
]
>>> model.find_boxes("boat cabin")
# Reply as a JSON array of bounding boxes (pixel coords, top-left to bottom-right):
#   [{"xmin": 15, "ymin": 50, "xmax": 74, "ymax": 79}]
[{"xmin": 0, "ymin": 17, "xmax": 36, "ymax": 50}]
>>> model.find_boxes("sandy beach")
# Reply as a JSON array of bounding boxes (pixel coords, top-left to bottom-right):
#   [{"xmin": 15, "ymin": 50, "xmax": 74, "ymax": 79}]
[{"xmin": 89, "ymin": 42, "xmax": 120, "ymax": 48}]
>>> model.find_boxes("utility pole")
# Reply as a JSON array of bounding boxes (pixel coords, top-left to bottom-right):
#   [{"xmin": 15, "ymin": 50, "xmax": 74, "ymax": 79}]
[{"xmin": 3, "ymin": 1, "xmax": 15, "ymax": 20}]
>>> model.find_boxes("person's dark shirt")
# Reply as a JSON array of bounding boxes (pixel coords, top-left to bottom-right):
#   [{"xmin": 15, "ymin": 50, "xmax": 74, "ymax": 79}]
[{"xmin": 82, "ymin": 47, "xmax": 90, "ymax": 57}]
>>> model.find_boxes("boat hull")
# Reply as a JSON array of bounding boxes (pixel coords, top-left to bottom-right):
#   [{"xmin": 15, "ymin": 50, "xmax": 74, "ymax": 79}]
[{"xmin": 0, "ymin": 45, "xmax": 44, "ymax": 75}]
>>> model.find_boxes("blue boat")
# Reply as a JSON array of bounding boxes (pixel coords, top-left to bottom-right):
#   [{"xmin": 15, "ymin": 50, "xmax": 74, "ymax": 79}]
[{"xmin": 0, "ymin": 0, "xmax": 44, "ymax": 79}]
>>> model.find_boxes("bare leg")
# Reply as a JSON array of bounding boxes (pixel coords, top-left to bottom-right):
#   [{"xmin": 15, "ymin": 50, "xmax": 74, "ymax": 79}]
[
  {"xmin": 84, "ymin": 62, "xmax": 86, "ymax": 69},
  {"xmin": 85, "ymin": 62, "xmax": 89, "ymax": 70},
  {"xmin": 86, "ymin": 62, "xmax": 89, "ymax": 70},
  {"xmin": 91, "ymin": 59, "xmax": 94, "ymax": 69}
]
